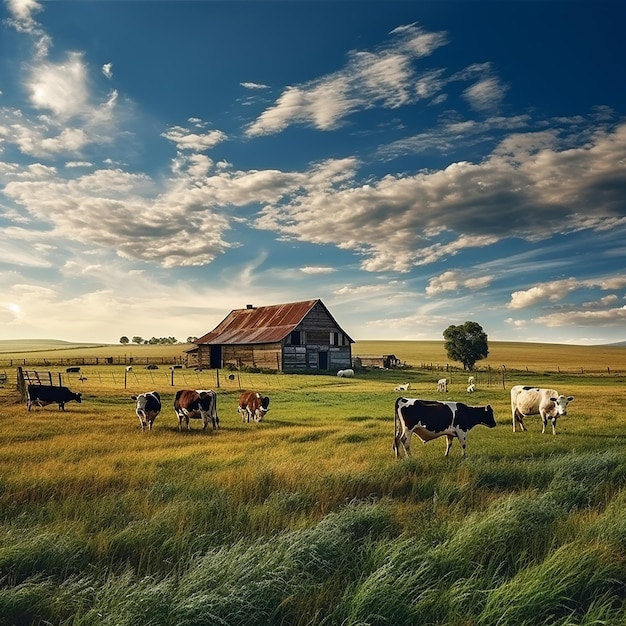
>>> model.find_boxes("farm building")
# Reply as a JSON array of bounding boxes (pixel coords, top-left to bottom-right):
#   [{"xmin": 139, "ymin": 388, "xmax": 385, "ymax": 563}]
[{"xmin": 185, "ymin": 299, "xmax": 353, "ymax": 372}]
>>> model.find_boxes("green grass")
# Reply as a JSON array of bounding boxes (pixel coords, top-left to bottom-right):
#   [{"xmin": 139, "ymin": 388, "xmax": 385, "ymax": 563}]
[{"xmin": 1, "ymin": 342, "xmax": 626, "ymax": 624}]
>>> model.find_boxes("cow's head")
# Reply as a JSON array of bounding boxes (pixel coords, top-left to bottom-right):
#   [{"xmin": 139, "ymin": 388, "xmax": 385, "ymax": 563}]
[
  {"xmin": 483, "ymin": 405, "xmax": 497, "ymax": 428},
  {"xmin": 551, "ymin": 394, "xmax": 574, "ymax": 416}
]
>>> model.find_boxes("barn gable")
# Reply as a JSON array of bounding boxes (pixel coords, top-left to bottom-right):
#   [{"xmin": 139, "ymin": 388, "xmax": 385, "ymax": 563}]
[{"xmin": 187, "ymin": 299, "xmax": 353, "ymax": 372}]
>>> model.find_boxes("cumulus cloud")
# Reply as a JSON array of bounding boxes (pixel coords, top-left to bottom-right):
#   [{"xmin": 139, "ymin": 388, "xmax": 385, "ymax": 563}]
[
  {"xmin": 102, "ymin": 63, "xmax": 113, "ymax": 79},
  {"xmin": 534, "ymin": 306, "xmax": 626, "ymax": 327},
  {"xmin": 509, "ymin": 276, "xmax": 626, "ymax": 309},
  {"xmin": 255, "ymin": 120, "xmax": 626, "ymax": 272},
  {"xmin": 426, "ymin": 270, "xmax": 493, "ymax": 296},
  {"xmin": 245, "ymin": 23, "xmax": 448, "ymax": 136},
  {"xmin": 162, "ymin": 123, "xmax": 228, "ymax": 152}
]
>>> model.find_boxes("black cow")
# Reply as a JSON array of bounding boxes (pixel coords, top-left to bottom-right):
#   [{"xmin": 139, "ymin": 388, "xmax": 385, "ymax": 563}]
[
  {"xmin": 26, "ymin": 385, "xmax": 82, "ymax": 411},
  {"xmin": 393, "ymin": 397, "xmax": 496, "ymax": 457},
  {"xmin": 131, "ymin": 391, "xmax": 162, "ymax": 432},
  {"xmin": 173, "ymin": 389, "xmax": 219, "ymax": 431}
]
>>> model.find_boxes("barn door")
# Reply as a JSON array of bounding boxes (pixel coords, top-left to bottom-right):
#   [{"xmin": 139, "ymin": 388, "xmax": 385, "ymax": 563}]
[
  {"xmin": 318, "ymin": 351, "xmax": 328, "ymax": 370},
  {"xmin": 209, "ymin": 345, "xmax": 222, "ymax": 369}
]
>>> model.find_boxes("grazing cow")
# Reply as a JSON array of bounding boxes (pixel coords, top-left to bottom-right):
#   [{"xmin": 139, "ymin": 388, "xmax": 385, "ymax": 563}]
[
  {"xmin": 173, "ymin": 389, "xmax": 219, "ymax": 431},
  {"xmin": 394, "ymin": 383, "xmax": 411, "ymax": 392},
  {"xmin": 511, "ymin": 385, "xmax": 575, "ymax": 435},
  {"xmin": 437, "ymin": 378, "xmax": 448, "ymax": 392},
  {"xmin": 131, "ymin": 391, "xmax": 161, "ymax": 432},
  {"xmin": 337, "ymin": 369, "xmax": 355, "ymax": 378},
  {"xmin": 393, "ymin": 397, "xmax": 496, "ymax": 457},
  {"xmin": 238, "ymin": 391, "xmax": 270, "ymax": 423},
  {"xmin": 66, "ymin": 366, "xmax": 81, "ymax": 373},
  {"xmin": 26, "ymin": 385, "xmax": 82, "ymax": 411}
]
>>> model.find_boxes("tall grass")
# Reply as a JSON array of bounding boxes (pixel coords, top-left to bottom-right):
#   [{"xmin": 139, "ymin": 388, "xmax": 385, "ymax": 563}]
[{"xmin": 2, "ymin": 347, "xmax": 626, "ymax": 624}]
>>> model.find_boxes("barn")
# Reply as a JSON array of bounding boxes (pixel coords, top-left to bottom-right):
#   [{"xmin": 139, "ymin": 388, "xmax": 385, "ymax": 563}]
[{"xmin": 186, "ymin": 299, "xmax": 354, "ymax": 372}]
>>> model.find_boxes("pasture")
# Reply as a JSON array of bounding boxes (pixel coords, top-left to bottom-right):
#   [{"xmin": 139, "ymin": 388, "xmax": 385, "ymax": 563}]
[{"xmin": 1, "ymin": 341, "xmax": 626, "ymax": 625}]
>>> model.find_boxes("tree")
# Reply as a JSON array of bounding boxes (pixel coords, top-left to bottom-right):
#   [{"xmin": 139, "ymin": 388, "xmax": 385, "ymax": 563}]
[
  {"xmin": 119, "ymin": 336, "xmax": 129, "ymax": 344},
  {"xmin": 132, "ymin": 336, "xmax": 144, "ymax": 345},
  {"xmin": 443, "ymin": 321, "xmax": 489, "ymax": 370}
]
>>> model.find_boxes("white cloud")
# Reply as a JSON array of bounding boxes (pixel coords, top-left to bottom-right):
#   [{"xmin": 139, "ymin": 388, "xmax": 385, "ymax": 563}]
[
  {"xmin": 534, "ymin": 306, "xmax": 626, "ymax": 328},
  {"xmin": 162, "ymin": 124, "xmax": 227, "ymax": 152},
  {"xmin": 300, "ymin": 266, "xmax": 336, "ymax": 275},
  {"xmin": 102, "ymin": 63, "xmax": 113, "ymax": 79},
  {"xmin": 240, "ymin": 82, "xmax": 269, "ymax": 90},
  {"xmin": 426, "ymin": 270, "xmax": 493, "ymax": 296},
  {"xmin": 509, "ymin": 276, "xmax": 626, "ymax": 309},
  {"xmin": 246, "ymin": 23, "xmax": 448, "ymax": 137}
]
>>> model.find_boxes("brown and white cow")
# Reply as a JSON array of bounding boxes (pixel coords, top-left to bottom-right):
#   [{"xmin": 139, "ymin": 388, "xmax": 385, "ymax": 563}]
[
  {"xmin": 131, "ymin": 391, "xmax": 161, "ymax": 432},
  {"xmin": 173, "ymin": 389, "xmax": 219, "ymax": 431},
  {"xmin": 511, "ymin": 385, "xmax": 574, "ymax": 435},
  {"xmin": 393, "ymin": 397, "xmax": 496, "ymax": 457},
  {"xmin": 238, "ymin": 391, "xmax": 270, "ymax": 423}
]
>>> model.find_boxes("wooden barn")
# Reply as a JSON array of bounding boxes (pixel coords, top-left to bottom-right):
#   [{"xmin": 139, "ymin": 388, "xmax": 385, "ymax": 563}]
[{"xmin": 186, "ymin": 299, "xmax": 354, "ymax": 372}]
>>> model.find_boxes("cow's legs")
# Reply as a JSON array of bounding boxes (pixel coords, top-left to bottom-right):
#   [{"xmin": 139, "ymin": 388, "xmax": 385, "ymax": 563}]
[
  {"xmin": 513, "ymin": 409, "xmax": 526, "ymax": 432},
  {"xmin": 445, "ymin": 435, "xmax": 455, "ymax": 456}
]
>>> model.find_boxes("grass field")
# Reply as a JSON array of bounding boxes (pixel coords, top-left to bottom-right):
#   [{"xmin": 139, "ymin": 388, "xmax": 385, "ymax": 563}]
[{"xmin": 1, "ymin": 341, "xmax": 626, "ymax": 625}]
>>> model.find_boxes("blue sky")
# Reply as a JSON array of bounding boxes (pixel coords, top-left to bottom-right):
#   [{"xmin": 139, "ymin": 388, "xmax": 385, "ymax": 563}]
[{"xmin": 1, "ymin": 0, "xmax": 625, "ymax": 345}]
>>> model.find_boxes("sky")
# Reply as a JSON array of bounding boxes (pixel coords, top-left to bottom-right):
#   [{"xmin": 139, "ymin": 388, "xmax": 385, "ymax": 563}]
[{"xmin": 1, "ymin": 0, "xmax": 625, "ymax": 346}]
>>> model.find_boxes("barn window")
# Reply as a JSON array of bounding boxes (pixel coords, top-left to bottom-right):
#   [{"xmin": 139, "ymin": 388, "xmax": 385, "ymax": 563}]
[
  {"xmin": 330, "ymin": 332, "xmax": 341, "ymax": 345},
  {"xmin": 289, "ymin": 331, "xmax": 303, "ymax": 345}
]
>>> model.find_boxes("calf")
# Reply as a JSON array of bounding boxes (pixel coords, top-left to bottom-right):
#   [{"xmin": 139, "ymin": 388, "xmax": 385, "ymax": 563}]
[
  {"xmin": 437, "ymin": 378, "xmax": 448, "ymax": 392},
  {"xmin": 394, "ymin": 383, "xmax": 411, "ymax": 392},
  {"xmin": 511, "ymin": 385, "xmax": 574, "ymax": 435},
  {"xmin": 393, "ymin": 397, "xmax": 496, "ymax": 457},
  {"xmin": 173, "ymin": 389, "xmax": 219, "ymax": 431},
  {"xmin": 131, "ymin": 391, "xmax": 161, "ymax": 432},
  {"xmin": 26, "ymin": 385, "xmax": 82, "ymax": 411},
  {"xmin": 337, "ymin": 369, "xmax": 355, "ymax": 378},
  {"xmin": 238, "ymin": 391, "xmax": 270, "ymax": 423}
]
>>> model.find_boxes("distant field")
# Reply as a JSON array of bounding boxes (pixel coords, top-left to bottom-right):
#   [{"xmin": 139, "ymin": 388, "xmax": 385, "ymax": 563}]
[{"xmin": 1, "ymin": 339, "xmax": 626, "ymax": 373}]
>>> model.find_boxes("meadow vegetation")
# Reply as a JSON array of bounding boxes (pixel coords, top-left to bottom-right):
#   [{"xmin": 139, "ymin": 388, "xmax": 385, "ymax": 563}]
[{"xmin": 1, "ymin": 341, "xmax": 626, "ymax": 625}]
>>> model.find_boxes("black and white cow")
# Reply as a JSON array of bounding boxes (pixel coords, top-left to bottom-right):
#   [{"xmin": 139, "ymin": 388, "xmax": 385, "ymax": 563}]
[
  {"xmin": 131, "ymin": 391, "xmax": 161, "ymax": 432},
  {"xmin": 173, "ymin": 389, "xmax": 219, "ymax": 431},
  {"xmin": 393, "ymin": 397, "xmax": 496, "ymax": 457},
  {"xmin": 26, "ymin": 385, "xmax": 82, "ymax": 411},
  {"xmin": 510, "ymin": 385, "xmax": 574, "ymax": 435}
]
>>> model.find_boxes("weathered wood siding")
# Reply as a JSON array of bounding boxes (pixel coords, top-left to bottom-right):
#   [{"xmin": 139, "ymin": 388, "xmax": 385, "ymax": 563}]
[
  {"xmin": 222, "ymin": 344, "xmax": 283, "ymax": 370},
  {"xmin": 188, "ymin": 300, "xmax": 352, "ymax": 372}
]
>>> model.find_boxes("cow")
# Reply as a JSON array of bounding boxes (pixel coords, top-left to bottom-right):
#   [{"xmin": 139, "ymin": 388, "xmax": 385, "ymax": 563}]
[
  {"xmin": 337, "ymin": 369, "xmax": 355, "ymax": 378},
  {"xmin": 238, "ymin": 391, "xmax": 270, "ymax": 423},
  {"xmin": 467, "ymin": 377, "xmax": 475, "ymax": 393},
  {"xmin": 26, "ymin": 385, "xmax": 82, "ymax": 411},
  {"xmin": 394, "ymin": 383, "xmax": 411, "ymax": 392},
  {"xmin": 437, "ymin": 378, "xmax": 448, "ymax": 392},
  {"xmin": 131, "ymin": 391, "xmax": 161, "ymax": 432},
  {"xmin": 125, "ymin": 366, "xmax": 133, "ymax": 372},
  {"xmin": 510, "ymin": 385, "xmax": 575, "ymax": 435},
  {"xmin": 173, "ymin": 389, "xmax": 219, "ymax": 431},
  {"xmin": 66, "ymin": 366, "xmax": 81, "ymax": 373},
  {"xmin": 393, "ymin": 397, "xmax": 496, "ymax": 457}
]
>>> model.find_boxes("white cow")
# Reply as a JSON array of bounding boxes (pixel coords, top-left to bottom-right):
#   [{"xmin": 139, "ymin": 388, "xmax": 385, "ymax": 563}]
[
  {"xmin": 394, "ymin": 383, "xmax": 411, "ymax": 391},
  {"xmin": 337, "ymin": 369, "xmax": 355, "ymax": 378},
  {"xmin": 511, "ymin": 385, "xmax": 575, "ymax": 435},
  {"xmin": 467, "ymin": 376, "xmax": 475, "ymax": 393},
  {"xmin": 437, "ymin": 378, "xmax": 448, "ymax": 392}
]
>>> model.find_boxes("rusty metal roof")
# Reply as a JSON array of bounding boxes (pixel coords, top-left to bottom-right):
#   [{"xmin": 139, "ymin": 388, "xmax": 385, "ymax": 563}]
[{"xmin": 195, "ymin": 299, "xmax": 353, "ymax": 345}]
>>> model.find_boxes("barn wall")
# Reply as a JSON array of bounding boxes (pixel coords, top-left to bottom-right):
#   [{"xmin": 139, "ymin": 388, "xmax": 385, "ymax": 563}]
[{"xmin": 223, "ymin": 344, "xmax": 283, "ymax": 371}]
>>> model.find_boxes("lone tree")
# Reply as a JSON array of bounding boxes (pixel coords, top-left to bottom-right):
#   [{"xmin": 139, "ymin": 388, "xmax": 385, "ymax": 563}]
[{"xmin": 443, "ymin": 321, "xmax": 489, "ymax": 370}]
